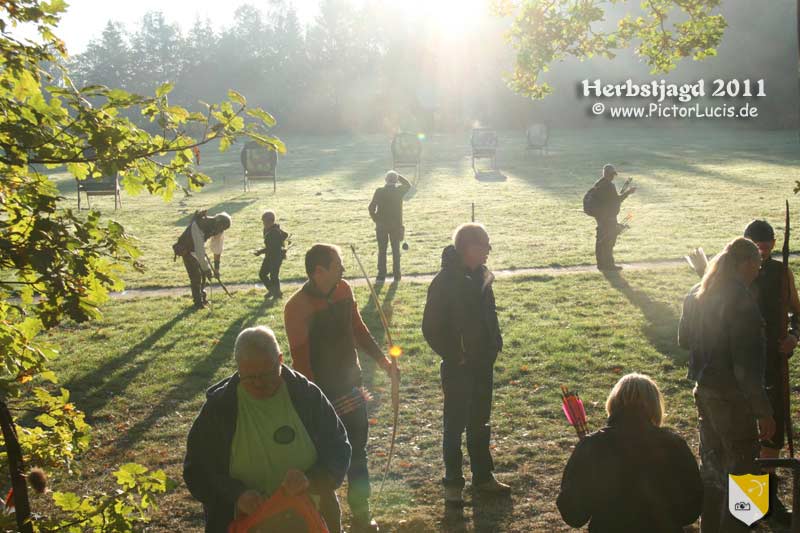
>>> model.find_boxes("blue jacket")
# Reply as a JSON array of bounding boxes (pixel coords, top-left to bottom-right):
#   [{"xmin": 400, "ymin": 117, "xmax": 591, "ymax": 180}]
[{"xmin": 183, "ymin": 365, "xmax": 351, "ymax": 533}]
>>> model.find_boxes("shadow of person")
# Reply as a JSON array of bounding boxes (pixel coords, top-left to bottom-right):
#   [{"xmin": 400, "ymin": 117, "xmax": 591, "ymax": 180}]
[
  {"xmin": 602, "ymin": 271, "xmax": 686, "ymax": 363},
  {"xmin": 471, "ymin": 491, "xmax": 514, "ymax": 533}
]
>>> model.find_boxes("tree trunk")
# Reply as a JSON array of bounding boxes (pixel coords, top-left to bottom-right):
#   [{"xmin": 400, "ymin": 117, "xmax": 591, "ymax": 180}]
[{"xmin": 0, "ymin": 401, "xmax": 33, "ymax": 533}]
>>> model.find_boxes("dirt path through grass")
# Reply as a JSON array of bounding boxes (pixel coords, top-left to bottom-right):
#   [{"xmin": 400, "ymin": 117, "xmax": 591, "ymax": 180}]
[{"xmin": 112, "ymin": 257, "xmax": 694, "ymax": 300}]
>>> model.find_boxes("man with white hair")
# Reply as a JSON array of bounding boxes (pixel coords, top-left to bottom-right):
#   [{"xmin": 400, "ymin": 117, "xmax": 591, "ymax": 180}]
[
  {"xmin": 422, "ymin": 223, "xmax": 508, "ymax": 505},
  {"xmin": 368, "ymin": 170, "xmax": 411, "ymax": 282},
  {"xmin": 183, "ymin": 326, "xmax": 351, "ymax": 533}
]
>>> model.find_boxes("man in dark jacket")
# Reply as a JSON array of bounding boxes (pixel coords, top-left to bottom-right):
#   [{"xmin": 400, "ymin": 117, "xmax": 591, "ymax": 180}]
[
  {"xmin": 183, "ymin": 326, "xmax": 351, "ymax": 533},
  {"xmin": 422, "ymin": 223, "xmax": 508, "ymax": 505},
  {"xmin": 589, "ymin": 164, "xmax": 635, "ymax": 271},
  {"xmin": 173, "ymin": 210, "xmax": 231, "ymax": 309},
  {"xmin": 368, "ymin": 171, "xmax": 411, "ymax": 282},
  {"xmin": 744, "ymin": 219, "xmax": 800, "ymax": 525}
]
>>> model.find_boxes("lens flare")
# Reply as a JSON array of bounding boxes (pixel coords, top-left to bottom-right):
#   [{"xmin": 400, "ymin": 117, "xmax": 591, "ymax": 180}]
[{"xmin": 389, "ymin": 345, "xmax": 403, "ymax": 358}]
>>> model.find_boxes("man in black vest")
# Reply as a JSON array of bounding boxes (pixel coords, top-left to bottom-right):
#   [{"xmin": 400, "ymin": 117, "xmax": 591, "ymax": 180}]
[
  {"xmin": 368, "ymin": 171, "xmax": 411, "ymax": 282},
  {"xmin": 744, "ymin": 219, "xmax": 800, "ymax": 525},
  {"xmin": 173, "ymin": 211, "xmax": 231, "ymax": 309},
  {"xmin": 591, "ymin": 164, "xmax": 635, "ymax": 271}
]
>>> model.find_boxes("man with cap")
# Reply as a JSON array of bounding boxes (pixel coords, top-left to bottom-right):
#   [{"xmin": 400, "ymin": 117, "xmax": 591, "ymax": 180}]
[
  {"xmin": 368, "ymin": 171, "xmax": 411, "ymax": 282},
  {"xmin": 744, "ymin": 219, "xmax": 800, "ymax": 525},
  {"xmin": 172, "ymin": 210, "xmax": 231, "ymax": 309},
  {"xmin": 590, "ymin": 164, "xmax": 636, "ymax": 271}
]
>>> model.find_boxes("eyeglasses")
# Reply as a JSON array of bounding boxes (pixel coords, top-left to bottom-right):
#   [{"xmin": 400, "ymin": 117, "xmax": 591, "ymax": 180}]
[
  {"xmin": 239, "ymin": 361, "xmax": 281, "ymax": 384},
  {"xmin": 240, "ymin": 372, "xmax": 276, "ymax": 384}
]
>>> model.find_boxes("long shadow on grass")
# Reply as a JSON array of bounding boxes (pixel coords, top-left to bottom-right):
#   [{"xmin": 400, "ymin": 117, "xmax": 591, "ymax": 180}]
[
  {"xmin": 603, "ymin": 271, "xmax": 687, "ymax": 363},
  {"xmin": 112, "ymin": 297, "xmax": 277, "ymax": 451},
  {"xmin": 358, "ymin": 280, "xmax": 399, "ymax": 392},
  {"xmin": 64, "ymin": 307, "xmax": 195, "ymax": 419}
]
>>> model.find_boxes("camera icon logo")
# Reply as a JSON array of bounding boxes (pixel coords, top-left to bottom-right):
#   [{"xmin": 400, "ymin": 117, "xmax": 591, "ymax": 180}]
[{"xmin": 734, "ymin": 502, "xmax": 750, "ymax": 512}]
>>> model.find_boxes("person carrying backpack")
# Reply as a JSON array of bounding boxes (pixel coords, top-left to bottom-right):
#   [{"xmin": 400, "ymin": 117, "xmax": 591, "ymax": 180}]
[{"xmin": 583, "ymin": 164, "xmax": 636, "ymax": 271}]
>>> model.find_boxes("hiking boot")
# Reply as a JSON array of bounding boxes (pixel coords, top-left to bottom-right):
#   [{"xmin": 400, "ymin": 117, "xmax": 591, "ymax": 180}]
[
  {"xmin": 351, "ymin": 516, "xmax": 379, "ymax": 533},
  {"xmin": 393, "ymin": 273, "xmax": 401, "ymax": 282},
  {"xmin": 444, "ymin": 485, "xmax": 464, "ymax": 505},
  {"xmin": 376, "ymin": 274, "xmax": 386, "ymax": 283},
  {"xmin": 473, "ymin": 475, "xmax": 511, "ymax": 495}
]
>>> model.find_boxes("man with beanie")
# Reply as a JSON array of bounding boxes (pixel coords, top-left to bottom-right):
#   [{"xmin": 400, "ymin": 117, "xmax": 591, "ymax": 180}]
[
  {"xmin": 744, "ymin": 219, "xmax": 800, "ymax": 526},
  {"xmin": 588, "ymin": 164, "xmax": 636, "ymax": 271},
  {"xmin": 368, "ymin": 171, "xmax": 411, "ymax": 282},
  {"xmin": 422, "ymin": 223, "xmax": 509, "ymax": 506},
  {"xmin": 173, "ymin": 210, "xmax": 231, "ymax": 309}
]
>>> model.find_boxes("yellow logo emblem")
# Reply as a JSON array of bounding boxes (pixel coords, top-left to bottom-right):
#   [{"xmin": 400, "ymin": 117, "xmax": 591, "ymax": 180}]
[{"xmin": 728, "ymin": 474, "xmax": 769, "ymax": 526}]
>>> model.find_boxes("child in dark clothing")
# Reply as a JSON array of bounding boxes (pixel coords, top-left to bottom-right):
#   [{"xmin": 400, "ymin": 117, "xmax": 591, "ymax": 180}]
[{"xmin": 255, "ymin": 210, "xmax": 289, "ymax": 298}]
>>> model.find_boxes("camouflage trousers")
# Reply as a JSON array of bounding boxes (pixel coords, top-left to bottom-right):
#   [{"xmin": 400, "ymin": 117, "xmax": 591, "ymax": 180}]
[{"xmin": 694, "ymin": 385, "xmax": 762, "ymax": 533}]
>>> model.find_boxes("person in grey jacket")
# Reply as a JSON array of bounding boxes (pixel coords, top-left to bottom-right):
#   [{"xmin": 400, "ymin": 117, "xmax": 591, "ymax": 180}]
[
  {"xmin": 678, "ymin": 237, "xmax": 775, "ymax": 533},
  {"xmin": 368, "ymin": 171, "xmax": 411, "ymax": 282}
]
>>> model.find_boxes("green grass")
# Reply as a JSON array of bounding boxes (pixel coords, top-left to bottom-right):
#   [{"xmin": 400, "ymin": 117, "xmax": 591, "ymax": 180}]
[
  {"xmin": 52, "ymin": 126, "xmax": 800, "ymax": 289},
  {"xmin": 44, "ymin": 265, "xmax": 791, "ymax": 532},
  {"xmin": 39, "ymin": 125, "xmax": 800, "ymax": 531}
]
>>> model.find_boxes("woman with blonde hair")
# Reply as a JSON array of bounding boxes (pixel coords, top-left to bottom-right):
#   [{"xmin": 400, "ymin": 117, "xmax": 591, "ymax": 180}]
[
  {"xmin": 557, "ymin": 373, "xmax": 702, "ymax": 532},
  {"xmin": 678, "ymin": 237, "xmax": 774, "ymax": 532}
]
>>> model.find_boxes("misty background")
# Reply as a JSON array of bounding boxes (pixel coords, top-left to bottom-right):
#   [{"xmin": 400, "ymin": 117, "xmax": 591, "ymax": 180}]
[{"xmin": 64, "ymin": 0, "xmax": 800, "ymax": 134}]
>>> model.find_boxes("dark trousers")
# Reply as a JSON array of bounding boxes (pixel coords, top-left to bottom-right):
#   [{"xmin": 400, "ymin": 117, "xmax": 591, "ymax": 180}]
[
  {"xmin": 182, "ymin": 254, "xmax": 206, "ymax": 307},
  {"xmin": 259, "ymin": 257, "xmax": 283, "ymax": 296},
  {"xmin": 595, "ymin": 218, "xmax": 618, "ymax": 268},
  {"xmin": 318, "ymin": 490, "xmax": 342, "ymax": 533},
  {"xmin": 440, "ymin": 360, "xmax": 495, "ymax": 488},
  {"xmin": 376, "ymin": 226, "xmax": 402, "ymax": 277},
  {"xmin": 694, "ymin": 385, "xmax": 761, "ymax": 533},
  {"xmin": 338, "ymin": 404, "xmax": 371, "ymax": 519}
]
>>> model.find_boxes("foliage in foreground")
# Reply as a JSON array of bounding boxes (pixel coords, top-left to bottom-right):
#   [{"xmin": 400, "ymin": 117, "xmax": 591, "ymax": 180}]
[
  {"xmin": 496, "ymin": 0, "xmax": 727, "ymax": 98},
  {"xmin": 0, "ymin": 0, "xmax": 282, "ymax": 529}
]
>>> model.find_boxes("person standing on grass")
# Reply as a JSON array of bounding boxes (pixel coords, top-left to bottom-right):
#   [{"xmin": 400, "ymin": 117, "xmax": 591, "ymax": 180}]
[
  {"xmin": 254, "ymin": 210, "xmax": 289, "ymax": 299},
  {"xmin": 422, "ymin": 223, "xmax": 509, "ymax": 506},
  {"xmin": 584, "ymin": 164, "xmax": 635, "ymax": 271},
  {"xmin": 368, "ymin": 170, "xmax": 411, "ymax": 282},
  {"xmin": 172, "ymin": 210, "xmax": 231, "ymax": 310},
  {"xmin": 283, "ymin": 244, "xmax": 398, "ymax": 533},
  {"xmin": 678, "ymin": 237, "xmax": 775, "ymax": 533},
  {"xmin": 557, "ymin": 373, "xmax": 703, "ymax": 533},
  {"xmin": 742, "ymin": 219, "xmax": 800, "ymax": 526},
  {"xmin": 183, "ymin": 326, "xmax": 351, "ymax": 533}
]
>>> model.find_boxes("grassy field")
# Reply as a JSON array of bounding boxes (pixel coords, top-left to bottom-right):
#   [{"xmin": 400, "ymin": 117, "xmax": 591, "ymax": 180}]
[
  {"xmin": 52, "ymin": 126, "xmax": 800, "ymax": 290},
  {"xmin": 38, "ymin": 125, "xmax": 800, "ymax": 531},
  {"xmin": 40, "ymin": 264, "xmax": 800, "ymax": 532}
]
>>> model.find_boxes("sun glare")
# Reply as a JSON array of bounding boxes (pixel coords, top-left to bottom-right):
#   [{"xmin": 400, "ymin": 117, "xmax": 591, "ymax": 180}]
[{"xmin": 390, "ymin": 0, "xmax": 487, "ymax": 38}]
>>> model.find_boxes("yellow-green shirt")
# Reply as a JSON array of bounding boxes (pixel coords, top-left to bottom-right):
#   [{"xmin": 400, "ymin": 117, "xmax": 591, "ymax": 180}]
[{"xmin": 229, "ymin": 382, "xmax": 318, "ymax": 497}]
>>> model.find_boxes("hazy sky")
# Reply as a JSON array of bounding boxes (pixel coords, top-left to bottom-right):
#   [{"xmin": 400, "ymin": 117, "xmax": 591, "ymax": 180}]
[
  {"xmin": 10, "ymin": 0, "xmax": 487, "ymax": 55},
  {"xmin": 15, "ymin": 0, "xmax": 323, "ymax": 54}
]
